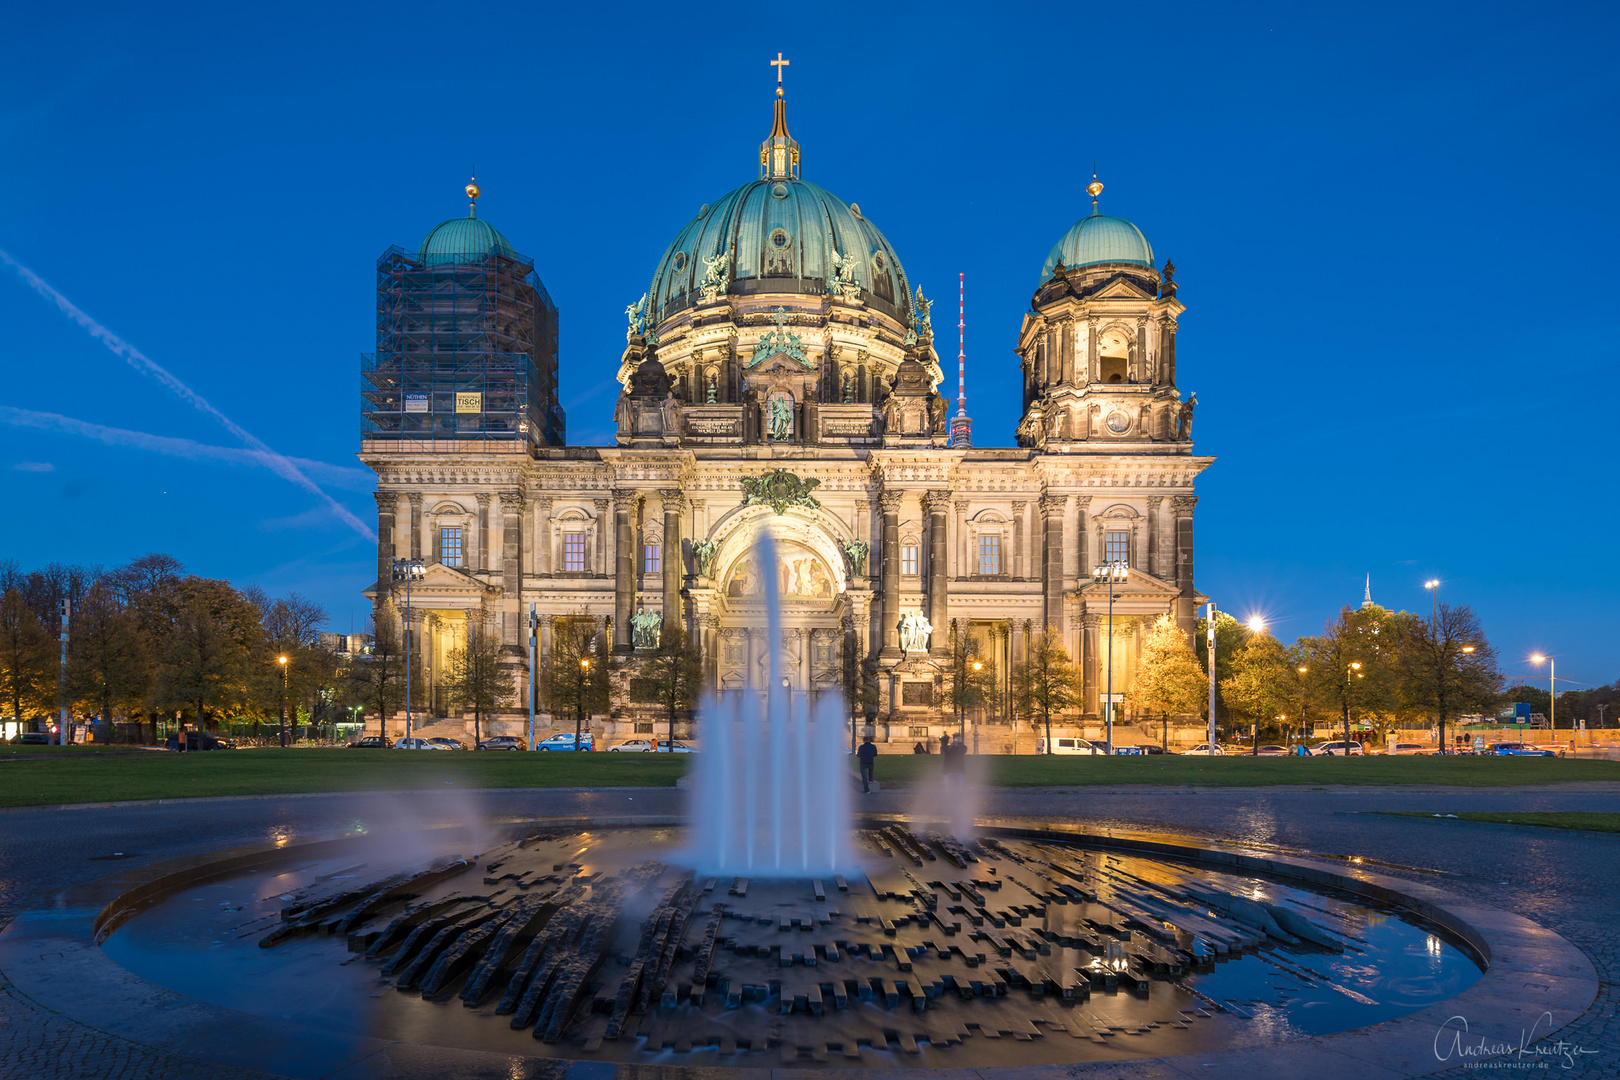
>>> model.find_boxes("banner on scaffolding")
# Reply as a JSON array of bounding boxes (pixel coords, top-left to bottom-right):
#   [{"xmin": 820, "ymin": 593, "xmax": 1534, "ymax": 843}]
[{"xmin": 455, "ymin": 392, "xmax": 482, "ymax": 413}]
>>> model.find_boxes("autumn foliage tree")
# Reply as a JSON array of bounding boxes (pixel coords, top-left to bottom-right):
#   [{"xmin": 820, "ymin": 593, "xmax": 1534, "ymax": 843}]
[
  {"xmin": 444, "ymin": 610, "xmax": 515, "ymax": 746},
  {"xmin": 1127, "ymin": 614, "xmax": 1206, "ymax": 750},
  {"xmin": 1220, "ymin": 629, "xmax": 1295, "ymax": 753},
  {"xmin": 1012, "ymin": 628, "xmax": 1080, "ymax": 754}
]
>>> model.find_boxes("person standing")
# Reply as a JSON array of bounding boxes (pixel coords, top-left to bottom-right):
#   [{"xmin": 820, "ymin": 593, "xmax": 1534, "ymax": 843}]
[{"xmin": 857, "ymin": 735, "xmax": 878, "ymax": 793}]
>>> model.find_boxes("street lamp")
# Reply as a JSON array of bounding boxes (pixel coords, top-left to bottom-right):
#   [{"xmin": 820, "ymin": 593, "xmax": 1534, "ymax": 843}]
[
  {"xmin": 1246, "ymin": 617, "xmax": 1267, "ymax": 755},
  {"xmin": 392, "ymin": 557, "xmax": 425, "ymax": 742},
  {"xmin": 1091, "ymin": 561, "xmax": 1129, "ymax": 753},
  {"xmin": 1530, "ymin": 654, "xmax": 1556, "ymax": 734},
  {"xmin": 1345, "ymin": 661, "xmax": 1363, "ymax": 751},
  {"xmin": 528, "ymin": 604, "xmax": 538, "ymax": 752},
  {"xmin": 575, "ymin": 656, "xmax": 590, "ymax": 751},
  {"xmin": 1296, "ymin": 665, "xmax": 1309, "ymax": 751},
  {"xmin": 277, "ymin": 655, "xmax": 289, "ymax": 748},
  {"xmin": 971, "ymin": 659, "xmax": 984, "ymax": 753},
  {"xmin": 1424, "ymin": 579, "xmax": 1440, "ymax": 625}
]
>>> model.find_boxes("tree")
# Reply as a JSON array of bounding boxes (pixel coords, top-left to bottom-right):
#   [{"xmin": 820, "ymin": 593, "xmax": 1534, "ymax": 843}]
[
  {"xmin": 444, "ymin": 610, "xmax": 515, "ymax": 746},
  {"xmin": 109, "ymin": 554, "xmax": 184, "ymax": 742},
  {"xmin": 1397, "ymin": 602, "xmax": 1502, "ymax": 752},
  {"xmin": 1220, "ymin": 630, "xmax": 1294, "ymax": 753},
  {"xmin": 155, "ymin": 578, "xmax": 264, "ymax": 731},
  {"xmin": 1127, "ymin": 614, "xmax": 1206, "ymax": 751},
  {"xmin": 1012, "ymin": 627, "xmax": 1080, "ymax": 754},
  {"xmin": 351, "ymin": 601, "xmax": 408, "ymax": 738},
  {"xmin": 65, "ymin": 582, "xmax": 149, "ymax": 739},
  {"xmin": 840, "ymin": 623, "xmax": 879, "ymax": 751},
  {"xmin": 0, "ymin": 588, "xmax": 53, "ymax": 727},
  {"xmin": 633, "ymin": 624, "xmax": 704, "ymax": 750},
  {"xmin": 941, "ymin": 620, "xmax": 996, "ymax": 743},
  {"xmin": 546, "ymin": 619, "xmax": 610, "ymax": 749},
  {"xmin": 1298, "ymin": 604, "xmax": 1406, "ymax": 749}
]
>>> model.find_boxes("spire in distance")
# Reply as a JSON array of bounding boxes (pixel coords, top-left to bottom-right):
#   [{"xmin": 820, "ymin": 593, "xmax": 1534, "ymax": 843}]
[
  {"xmin": 949, "ymin": 272, "xmax": 973, "ymax": 449},
  {"xmin": 1362, "ymin": 574, "xmax": 1374, "ymax": 609}
]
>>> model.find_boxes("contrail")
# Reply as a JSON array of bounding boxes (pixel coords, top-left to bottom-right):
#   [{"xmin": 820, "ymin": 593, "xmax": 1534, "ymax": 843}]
[
  {"xmin": 2, "ymin": 248, "xmax": 376, "ymax": 541},
  {"xmin": 0, "ymin": 407, "xmax": 373, "ymax": 491}
]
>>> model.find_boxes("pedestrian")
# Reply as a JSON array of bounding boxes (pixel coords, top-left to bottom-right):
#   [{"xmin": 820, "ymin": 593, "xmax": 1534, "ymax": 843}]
[
  {"xmin": 939, "ymin": 733, "xmax": 950, "ymax": 757},
  {"xmin": 857, "ymin": 735, "xmax": 878, "ymax": 793},
  {"xmin": 912, "ymin": 741, "xmax": 924, "ymax": 755},
  {"xmin": 943, "ymin": 733, "xmax": 967, "ymax": 795}
]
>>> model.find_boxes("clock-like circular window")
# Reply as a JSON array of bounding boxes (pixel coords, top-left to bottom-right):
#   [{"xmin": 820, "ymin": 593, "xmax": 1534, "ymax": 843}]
[
  {"xmin": 873, "ymin": 252, "xmax": 886, "ymax": 272},
  {"xmin": 771, "ymin": 183, "xmax": 789, "ymax": 199},
  {"xmin": 1106, "ymin": 411, "xmax": 1130, "ymax": 435},
  {"xmin": 672, "ymin": 251, "xmax": 688, "ymax": 272},
  {"xmin": 770, "ymin": 229, "xmax": 791, "ymax": 249}
]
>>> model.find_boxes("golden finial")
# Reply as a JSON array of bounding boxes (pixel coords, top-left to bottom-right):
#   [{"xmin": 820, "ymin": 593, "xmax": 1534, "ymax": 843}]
[
  {"xmin": 465, "ymin": 174, "xmax": 481, "ymax": 218},
  {"xmin": 1087, "ymin": 172, "xmax": 1104, "ymax": 214}
]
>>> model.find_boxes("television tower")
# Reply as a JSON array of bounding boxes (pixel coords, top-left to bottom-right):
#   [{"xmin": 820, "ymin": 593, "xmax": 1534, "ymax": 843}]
[{"xmin": 949, "ymin": 272, "xmax": 973, "ymax": 448}]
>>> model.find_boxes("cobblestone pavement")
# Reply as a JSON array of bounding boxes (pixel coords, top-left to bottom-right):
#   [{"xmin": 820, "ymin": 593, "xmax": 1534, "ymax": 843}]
[{"xmin": 1, "ymin": 783, "xmax": 1615, "ymax": 1079}]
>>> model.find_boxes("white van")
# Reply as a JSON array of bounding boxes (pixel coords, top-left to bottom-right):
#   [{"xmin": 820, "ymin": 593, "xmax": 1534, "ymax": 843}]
[{"xmin": 1037, "ymin": 737, "xmax": 1106, "ymax": 755}]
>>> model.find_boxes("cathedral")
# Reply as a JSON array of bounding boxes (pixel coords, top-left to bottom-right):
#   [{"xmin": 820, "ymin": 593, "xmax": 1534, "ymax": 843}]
[{"xmin": 361, "ymin": 66, "xmax": 1212, "ymax": 748}]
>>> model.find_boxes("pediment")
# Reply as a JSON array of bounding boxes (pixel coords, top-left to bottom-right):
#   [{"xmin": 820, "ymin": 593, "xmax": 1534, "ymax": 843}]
[
  {"xmin": 415, "ymin": 563, "xmax": 486, "ymax": 592},
  {"xmin": 751, "ymin": 353, "xmax": 813, "ymax": 374},
  {"xmin": 1093, "ymin": 277, "xmax": 1154, "ymax": 300},
  {"xmin": 1102, "ymin": 569, "xmax": 1182, "ymax": 598}
]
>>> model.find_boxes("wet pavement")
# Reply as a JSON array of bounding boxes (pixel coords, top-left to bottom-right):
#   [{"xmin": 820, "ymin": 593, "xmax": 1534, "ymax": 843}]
[{"xmin": 1, "ymin": 782, "xmax": 1616, "ymax": 1079}]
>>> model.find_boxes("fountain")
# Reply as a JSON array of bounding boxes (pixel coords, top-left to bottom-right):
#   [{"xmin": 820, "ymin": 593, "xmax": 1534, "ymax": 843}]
[
  {"xmin": 63, "ymin": 533, "xmax": 1519, "ymax": 1072},
  {"xmin": 686, "ymin": 531, "xmax": 854, "ymax": 877}
]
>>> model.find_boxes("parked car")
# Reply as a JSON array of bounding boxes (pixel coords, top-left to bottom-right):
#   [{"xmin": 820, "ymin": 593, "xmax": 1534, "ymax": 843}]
[
  {"xmin": 13, "ymin": 732, "xmax": 50, "ymax": 745},
  {"xmin": 1391, "ymin": 742, "xmax": 1434, "ymax": 755},
  {"xmin": 427, "ymin": 737, "xmax": 465, "ymax": 750},
  {"xmin": 535, "ymin": 732, "xmax": 594, "ymax": 752},
  {"xmin": 1037, "ymin": 737, "xmax": 1106, "ymax": 755},
  {"xmin": 608, "ymin": 739, "xmax": 658, "ymax": 752},
  {"xmin": 1255, "ymin": 745, "xmax": 1290, "ymax": 756},
  {"xmin": 476, "ymin": 735, "xmax": 527, "ymax": 751},
  {"xmin": 1316, "ymin": 740, "xmax": 1366, "ymax": 756},
  {"xmin": 393, "ymin": 737, "xmax": 450, "ymax": 750},
  {"xmin": 1184, "ymin": 743, "xmax": 1226, "ymax": 756},
  {"xmin": 656, "ymin": 741, "xmax": 696, "ymax": 753},
  {"xmin": 348, "ymin": 735, "xmax": 388, "ymax": 748},
  {"xmin": 1487, "ymin": 742, "xmax": 1560, "ymax": 757}
]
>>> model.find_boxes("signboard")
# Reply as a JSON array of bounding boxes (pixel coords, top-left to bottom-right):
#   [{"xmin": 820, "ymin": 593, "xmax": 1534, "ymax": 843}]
[
  {"xmin": 455, "ymin": 392, "xmax": 482, "ymax": 414},
  {"xmin": 1103, "ymin": 694, "xmax": 1125, "ymax": 703},
  {"xmin": 405, "ymin": 394, "xmax": 430, "ymax": 413},
  {"xmin": 1513, "ymin": 702, "xmax": 1532, "ymax": 722}
]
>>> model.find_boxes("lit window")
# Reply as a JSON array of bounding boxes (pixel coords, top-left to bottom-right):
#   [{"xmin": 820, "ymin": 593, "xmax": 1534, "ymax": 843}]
[
  {"xmin": 562, "ymin": 532, "xmax": 585, "ymax": 572},
  {"xmin": 901, "ymin": 544, "xmax": 919, "ymax": 576},
  {"xmin": 978, "ymin": 534, "xmax": 1002, "ymax": 575},
  {"xmin": 643, "ymin": 544, "xmax": 661, "ymax": 575},
  {"xmin": 439, "ymin": 527, "xmax": 463, "ymax": 568},
  {"xmin": 1105, "ymin": 530, "xmax": 1128, "ymax": 564}
]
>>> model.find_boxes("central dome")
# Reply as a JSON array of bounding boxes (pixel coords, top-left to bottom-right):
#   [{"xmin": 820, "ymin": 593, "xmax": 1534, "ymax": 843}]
[{"xmin": 646, "ymin": 178, "xmax": 911, "ymax": 324}]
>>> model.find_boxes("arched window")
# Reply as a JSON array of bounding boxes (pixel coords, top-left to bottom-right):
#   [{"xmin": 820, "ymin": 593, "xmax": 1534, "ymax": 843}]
[{"xmin": 1099, "ymin": 328, "xmax": 1129, "ymax": 384}]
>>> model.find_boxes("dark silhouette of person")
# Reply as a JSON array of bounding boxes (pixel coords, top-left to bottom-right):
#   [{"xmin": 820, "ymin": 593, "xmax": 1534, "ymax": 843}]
[
  {"xmin": 857, "ymin": 735, "xmax": 878, "ymax": 793},
  {"xmin": 943, "ymin": 733, "xmax": 968, "ymax": 794}
]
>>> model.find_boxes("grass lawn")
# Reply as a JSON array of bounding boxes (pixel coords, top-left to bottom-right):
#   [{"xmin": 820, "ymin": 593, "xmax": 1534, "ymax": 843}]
[
  {"xmin": 1377, "ymin": 811, "xmax": 1620, "ymax": 834},
  {"xmin": 1, "ymin": 747, "xmax": 1616, "ymax": 809}
]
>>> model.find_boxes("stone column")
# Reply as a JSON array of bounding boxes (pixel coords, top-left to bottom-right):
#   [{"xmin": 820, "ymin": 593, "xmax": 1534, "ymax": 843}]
[
  {"xmin": 878, "ymin": 491, "xmax": 903, "ymax": 655},
  {"xmin": 1040, "ymin": 494, "xmax": 1066, "ymax": 632},
  {"xmin": 1011, "ymin": 501, "xmax": 1026, "ymax": 580},
  {"xmin": 1172, "ymin": 495, "xmax": 1198, "ymax": 640},
  {"xmin": 593, "ymin": 499, "xmax": 609, "ymax": 576},
  {"xmin": 475, "ymin": 493, "xmax": 491, "ymax": 572},
  {"xmin": 1075, "ymin": 496, "xmax": 1092, "ymax": 581},
  {"xmin": 1085, "ymin": 318, "xmax": 1098, "ymax": 385},
  {"xmin": 535, "ymin": 497, "xmax": 553, "ymax": 576},
  {"xmin": 612, "ymin": 489, "xmax": 636, "ymax": 654},
  {"xmin": 925, "ymin": 490, "xmax": 951, "ymax": 654},
  {"xmin": 499, "ymin": 490, "xmax": 524, "ymax": 648},
  {"xmin": 374, "ymin": 491, "xmax": 396, "ymax": 589},
  {"xmin": 954, "ymin": 499, "xmax": 969, "ymax": 578},
  {"xmin": 407, "ymin": 493, "xmax": 423, "ymax": 561},
  {"xmin": 659, "ymin": 489, "xmax": 683, "ymax": 637},
  {"xmin": 592, "ymin": 615, "xmax": 607, "ymax": 658},
  {"xmin": 1146, "ymin": 496, "xmax": 1163, "ymax": 579},
  {"xmin": 698, "ymin": 613, "xmax": 720, "ymax": 689},
  {"xmin": 1081, "ymin": 612, "xmax": 1102, "ymax": 718}
]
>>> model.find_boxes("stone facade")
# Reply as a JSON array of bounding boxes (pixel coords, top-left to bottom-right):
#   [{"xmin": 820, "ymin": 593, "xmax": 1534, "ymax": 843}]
[{"xmin": 361, "ymin": 84, "xmax": 1212, "ymax": 748}]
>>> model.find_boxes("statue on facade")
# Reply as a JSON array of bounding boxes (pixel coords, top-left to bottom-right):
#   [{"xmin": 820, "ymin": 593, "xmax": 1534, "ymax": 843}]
[
  {"xmin": 692, "ymin": 539, "xmax": 718, "ymax": 577},
  {"xmin": 842, "ymin": 539, "xmax": 869, "ymax": 576},
  {"xmin": 898, "ymin": 610, "xmax": 933, "ymax": 654},
  {"xmin": 767, "ymin": 394, "xmax": 793, "ymax": 441},
  {"xmin": 613, "ymin": 392, "xmax": 632, "ymax": 434},
  {"xmin": 700, "ymin": 252, "xmax": 730, "ymax": 303},
  {"xmin": 630, "ymin": 607, "xmax": 661, "ymax": 649},
  {"xmin": 706, "ymin": 370, "xmax": 718, "ymax": 403},
  {"xmin": 929, "ymin": 394, "xmax": 947, "ymax": 435},
  {"xmin": 625, "ymin": 293, "xmax": 646, "ymax": 340},
  {"xmin": 829, "ymin": 251, "xmax": 859, "ymax": 296},
  {"xmin": 1176, "ymin": 393, "xmax": 1197, "ymax": 440},
  {"xmin": 660, "ymin": 391, "xmax": 680, "ymax": 433},
  {"xmin": 841, "ymin": 370, "xmax": 852, "ymax": 403},
  {"xmin": 913, "ymin": 286, "xmax": 934, "ymax": 338}
]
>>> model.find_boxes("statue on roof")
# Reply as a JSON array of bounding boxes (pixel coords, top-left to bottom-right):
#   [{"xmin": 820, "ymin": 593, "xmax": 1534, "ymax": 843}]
[
  {"xmin": 700, "ymin": 252, "xmax": 731, "ymax": 303},
  {"xmin": 625, "ymin": 293, "xmax": 646, "ymax": 340},
  {"xmin": 913, "ymin": 286, "xmax": 934, "ymax": 338}
]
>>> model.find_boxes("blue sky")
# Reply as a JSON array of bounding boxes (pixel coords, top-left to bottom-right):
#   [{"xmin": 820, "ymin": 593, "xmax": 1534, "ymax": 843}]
[{"xmin": 2, "ymin": 1, "xmax": 1615, "ymax": 695}]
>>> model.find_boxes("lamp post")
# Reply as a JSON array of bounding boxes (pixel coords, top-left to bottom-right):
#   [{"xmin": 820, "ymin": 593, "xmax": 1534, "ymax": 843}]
[
  {"xmin": 277, "ymin": 655, "xmax": 289, "ymax": 747},
  {"xmin": 971, "ymin": 659, "xmax": 983, "ymax": 753},
  {"xmin": 1296, "ymin": 665, "xmax": 1309, "ymax": 751},
  {"xmin": 1424, "ymin": 579, "xmax": 1440, "ymax": 625},
  {"xmin": 575, "ymin": 656, "xmax": 590, "ymax": 751},
  {"xmin": 1246, "ymin": 617, "xmax": 1266, "ymax": 755},
  {"xmin": 1345, "ymin": 661, "xmax": 1362, "ymax": 751},
  {"xmin": 1091, "ymin": 561, "xmax": 1129, "ymax": 753},
  {"xmin": 528, "ymin": 604, "xmax": 538, "ymax": 752},
  {"xmin": 1530, "ymin": 654, "xmax": 1555, "ymax": 734},
  {"xmin": 392, "ymin": 557, "xmax": 425, "ymax": 742}
]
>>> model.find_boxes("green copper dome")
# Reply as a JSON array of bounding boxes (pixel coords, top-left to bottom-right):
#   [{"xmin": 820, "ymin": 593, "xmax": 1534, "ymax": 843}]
[
  {"xmin": 1039, "ymin": 213, "xmax": 1154, "ymax": 283},
  {"xmin": 418, "ymin": 215, "xmax": 520, "ymax": 266},
  {"xmin": 646, "ymin": 178, "xmax": 911, "ymax": 325}
]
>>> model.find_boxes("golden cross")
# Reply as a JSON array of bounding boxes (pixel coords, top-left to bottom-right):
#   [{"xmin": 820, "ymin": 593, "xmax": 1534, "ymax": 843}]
[{"xmin": 771, "ymin": 52, "xmax": 789, "ymax": 87}]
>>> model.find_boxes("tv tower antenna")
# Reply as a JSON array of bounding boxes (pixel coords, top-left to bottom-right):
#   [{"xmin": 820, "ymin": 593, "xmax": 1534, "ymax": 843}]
[{"xmin": 949, "ymin": 272, "xmax": 973, "ymax": 448}]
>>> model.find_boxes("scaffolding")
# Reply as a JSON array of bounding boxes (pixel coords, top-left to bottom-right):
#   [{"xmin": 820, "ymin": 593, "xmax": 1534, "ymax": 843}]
[{"xmin": 362, "ymin": 244, "xmax": 564, "ymax": 451}]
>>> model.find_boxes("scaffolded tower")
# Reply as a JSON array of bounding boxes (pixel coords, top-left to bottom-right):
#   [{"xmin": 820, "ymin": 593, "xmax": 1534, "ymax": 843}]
[{"xmin": 362, "ymin": 184, "xmax": 563, "ymax": 452}]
